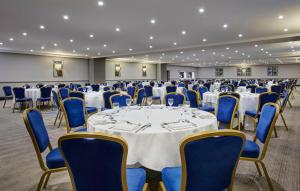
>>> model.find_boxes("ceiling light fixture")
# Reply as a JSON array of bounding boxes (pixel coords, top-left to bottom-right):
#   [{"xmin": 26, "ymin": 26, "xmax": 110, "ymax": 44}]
[
  {"xmin": 223, "ymin": 24, "xmax": 228, "ymax": 28},
  {"xmin": 9, "ymin": 38, "xmax": 14, "ymax": 41},
  {"xmin": 115, "ymin": 27, "xmax": 120, "ymax": 32},
  {"xmin": 0, "ymin": 42, "xmax": 3, "ymax": 45},
  {"xmin": 53, "ymin": 43, "xmax": 58, "ymax": 47},
  {"xmin": 173, "ymin": 42, "xmax": 177, "ymax": 46},
  {"xmin": 22, "ymin": 32, "xmax": 27, "ymax": 36},
  {"xmin": 149, "ymin": 36, "xmax": 154, "ymax": 40},
  {"xmin": 98, "ymin": 1, "xmax": 104, "ymax": 6},
  {"xmin": 39, "ymin": 25, "xmax": 45, "ymax": 29},
  {"xmin": 86, "ymin": 47, "xmax": 90, "ymax": 50},
  {"xmin": 30, "ymin": 49, "xmax": 34, "ymax": 52},
  {"xmin": 89, "ymin": 34, "xmax": 94, "ymax": 38},
  {"xmin": 149, "ymin": 45, "xmax": 153, "ymax": 49},
  {"xmin": 202, "ymin": 38, "xmax": 207, "ymax": 42},
  {"xmin": 283, "ymin": 28, "xmax": 289, "ymax": 32},
  {"xmin": 150, "ymin": 19, "xmax": 156, "ymax": 24},
  {"xmin": 112, "ymin": 50, "xmax": 116, "ymax": 53},
  {"xmin": 198, "ymin": 8, "xmax": 205, "ymax": 13},
  {"xmin": 103, "ymin": 44, "xmax": 107, "ymax": 47},
  {"xmin": 69, "ymin": 39, "xmax": 74, "ymax": 43},
  {"xmin": 238, "ymin": 34, "xmax": 243, "ymax": 38},
  {"xmin": 129, "ymin": 48, "xmax": 133, "ymax": 51},
  {"xmin": 278, "ymin": 15, "xmax": 284, "ymax": 19},
  {"xmin": 254, "ymin": 44, "xmax": 258, "ymax": 47},
  {"xmin": 63, "ymin": 15, "xmax": 69, "ymax": 20},
  {"xmin": 181, "ymin": 30, "xmax": 186, "ymax": 35}
]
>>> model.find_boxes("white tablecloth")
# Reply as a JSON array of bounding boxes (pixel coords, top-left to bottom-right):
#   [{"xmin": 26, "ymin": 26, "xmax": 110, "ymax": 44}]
[
  {"xmin": 84, "ymin": 91, "xmax": 104, "ymax": 109},
  {"xmin": 87, "ymin": 106, "xmax": 217, "ymax": 171},
  {"xmin": 210, "ymin": 83, "xmax": 221, "ymax": 92},
  {"xmin": 202, "ymin": 92, "xmax": 259, "ymax": 119},
  {"xmin": 152, "ymin": 87, "xmax": 185, "ymax": 103},
  {"xmin": 236, "ymin": 86, "xmax": 247, "ymax": 93},
  {"xmin": 25, "ymin": 88, "xmax": 41, "ymax": 103}
]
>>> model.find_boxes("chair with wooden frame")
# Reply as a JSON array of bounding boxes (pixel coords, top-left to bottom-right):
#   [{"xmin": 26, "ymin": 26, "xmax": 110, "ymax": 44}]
[
  {"xmin": 2, "ymin": 86, "xmax": 13, "ymax": 108},
  {"xmin": 23, "ymin": 108, "xmax": 66, "ymax": 191},
  {"xmin": 240, "ymin": 103, "xmax": 280, "ymax": 191},
  {"xmin": 164, "ymin": 92, "xmax": 185, "ymax": 107},
  {"xmin": 160, "ymin": 130, "xmax": 245, "ymax": 191},
  {"xmin": 69, "ymin": 91, "xmax": 98, "ymax": 115},
  {"xmin": 215, "ymin": 95, "xmax": 239, "ymax": 129}
]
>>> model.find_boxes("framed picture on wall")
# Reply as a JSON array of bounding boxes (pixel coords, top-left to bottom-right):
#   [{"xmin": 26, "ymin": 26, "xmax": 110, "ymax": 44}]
[
  {"xmin": 142, "ymin": 65, "xmax": 147, "ymax": 77},
  {"xmin": 237, "ymin": 67, "xmax": 251, "ymax": 76},
  {"xmin": 179, "ymin": 72, "xmax": 184, "ymax": 78},
  {"xmin": 115, "ymin": 64, "xmax": 121, "ymax": 77},
  {"xmin": 267, "ymin": 66, "xmax": 278, "ymax": 76},
  {"xmin": 215, "ymin": 68, "xmax": 223, "ymax": 77},
  {"xmin": 53, "ymin": 60, "xmax": 63, "ymax": 77}
]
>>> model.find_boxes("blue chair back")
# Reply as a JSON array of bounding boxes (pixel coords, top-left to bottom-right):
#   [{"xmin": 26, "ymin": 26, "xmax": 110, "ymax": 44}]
[
  {"xmin": 136, "ymin": 89, "xmax": 145, "ymax": 105},
  {"xmin": 256, "ymin": 103, "xmax": 279, "ymax": 144},
  {"xmin": 13, "ymin": 87, "xmax": 26, "ymax": 99},
  {"xmin": 165, "ymin": 93, "xmax": 185, "ymax": 106},
  {"xmin": 220, "ymin": 85, "xmax": 232, "ymax": 92},
  {"xmin": 280, "ymin": 90, "xmax": 289, "ymax": 113},
  {"xmin": 58, "ymin": 88, "xmax": 69, "ymax": 100},
  {"xmin": 180, "ymin": 130, "xmax": 245, "ymax": 191},
  {"xmin": 258, "ymin": 92, "xmax": 279, "ymax": 112},
  {"xmin": 69, "ymin": 91, "xmax": 85, "ymax": 99},
  {"xmin": 203, "ymin": 83, "xmax": 211, "ymax": 91},
  {"xmin": 198, "ymin": 86, "xmax": 208, "ymax": 100},
  {"xmin": 166, "ymin": 86, "xmax": 177, "ymax": 93},
  {"xmin": 91, "ymin": 84, "xmax": 100, "ymax": 92},
  {"xmin": 246, "ymin": 85, "xmax": 257, "ymax": 93},
  {"xmin": 239, "ymin": 82, "xmax": 247, "ymax": 87},
  {"xmin": 3, "ymin": 86, "xmax": 12, "ymax": 97},
  {"xmin": 216, "ymin": 96, "xmax": 238, "ymax": 129},
  {"xmin": 110, "ymin": 94, "xmax": 131, "ymax": 108},
  {"xmin": 77, "ymin": 87, "xmax": 84, "ymax": 92},
  {"xmin": 113, "ymin": 83, "xmax": 120, "ymax": 90},
  {"xmin": 40, "ymin": 87, "xmax": 52, "ymax": 98},
  {"xmin": 61, "ymin": 98, "xmax": 86, "ymax": 132},
  {"xmin": 103, "ymin": 91, "xmax": 120, "ymax": 109},
  {"xmin": 103, "ymin": 86, "xmax": 110, "ymax": 91},
  {"xmin": 255, "ymin": 87, "xmax": 268, "ymax": 94},
  {"xmin": 181, "ymin": 87, "xmax": 189, "ymax": 101},
  {"xmin": 187, "ymin": 90, "xmax": 199, "ymax": 108},
  {"xmin": 158, "ymin": 83, "xmax": 162, "ymax": 87},
  {"xmin": 150, "ymin": 81, "xmax": 155, "ymax": 87},
  {"xmin": 144, "ymin": 85, "xmax": 154, "ymax": 97},
  {"xmin": 178, "ymin": 83, "xmax": 185, "ymax": 87},
  {"xmin": 58, "ymin": 133, "xmax": 128, "ymax": 191},
  {"xmin": 137, "ymin": 84, "xmax": 143, "ymax": 89},
  {"xmin": 271, "ymin": 85, "xmax": 282, "ymax": 95},
  {"xmin": 127, "ymin": 86, "xmax": 136, "ymax": 99},
  {"xmin": 192, "ymin": 84, "xmax": 199, "ymax": 91}
]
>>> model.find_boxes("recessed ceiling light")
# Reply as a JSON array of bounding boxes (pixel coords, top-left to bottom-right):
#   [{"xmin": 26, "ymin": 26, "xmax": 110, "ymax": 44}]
[
  {"xmin": 201, "ymin": 49, "xmax": 205, "ymax": 52},
  {"xmin": 212, "ymin": 52, "xmax": 216, "ymax": 55},
  {"xmin": 149, "ymin": 45, "xmax": 153, "ymax": 49},
  {"xmin": 97, "ymin": 52, "xmax": 101, "ymax": 55},
  {"xmin": 265, "ymin": 51, "xmax": 269, "ymax": 54},
  {"xmin": 221, "ymin": 54, "xmax": 225, "ymax": 57},
  {"xmin": 269, "ymin": 54, "xmax": 272, "ymax": 56},
  {"xmin": 115, "ymin": 27, "xmax": 120, "ymax": 32},
  {"xmin": 86, "ymin": 47, "xmax": 90, "ymax": 50},
  {"xmin": 0, "ymin": 42, "xmax": 3, "ymax": 45},
  {"xmin": 180, "ymin": 51, "xmax": 184, "ymax": 54},
  {"xmin": 193, "ymin": 53, "xmax": 196, "ymax": 57},
  {"xmin": 290, "ymin": 46, "xmax": 294, "ymax": 49},
  {"xmin": 283, "ymin": 28, "xmax": 288, "ymax": 32},
  {"xmin": 198, "ymin": 8, "xmax": 205, "ymax": 13},
  {"xmin": 150, "ymin": 19, "xmax": 156, "ymax": 24},
  {"xmin": 278, "ymin": 15, "xmax": 284, "ymax": 20},
  {"xmin": 69, "ymin": 39, "xmax": 74, "ymax": 43},
  {"xmin": 175, "ymin": 55, "xmax": 178, "ymax": 58},
  {"xmin": 181, "ymin": 30, "xmax": 186, "ymax": 35},
  {"xmin": 53, "ymin": 43, "xmax": 58, "ymax": 47},
  {"xmin": 202, "ymin": 38, "xmax": 207, "ymax": 42},
  {"xmin": 162, "ymin": 53, "xmax": 165, "ymax": 56},
  {"xmin": 228, "ymin": 57, "xmax": 232, "ymax": 59},
  {"xmin": 97, "ymin": 1, "xmax": 104, "ymax": 6},
  {"xmin": 112, "ymin": 50, "xmax": 116, "ymax": 53},
  {"xmin": 235, "ymin": 50, "xmax": 238, "ymax": 53},
  {"xmin": 260, "ymin": 48, "xmax": 264, "ymax": 51},
  {"xmin": 22, "ymin": 32, "xmax": 27, "ymax": 36},
  {"xmin": 89, "ymin": 34, "xmax": 95, "ymax": 38},
  {"xmin": 238, "ymin": 34, "xmax": 243, "ymax": 38},
  {"xmin": 103, "ymin": 44, "xmax": 107, "ymax": 47},
  {"xmin": 223, "ymin": 24, "xmax": 228, "ymax": 28},
  {"xmin": 292, "ymin": 49, "xmax": 295, "ymax": 52},
  {"xmin": 226, "ymin": 47, "xmax": 230, "ymax": 50},
  {"xmin": 248, "ymin": 55, "xmax": 251, "ymax": 58},
  {"xmin": 242, "ymin": 53, "xmax": 245, "ymax": 56},
  {"xmin": 173, "ymin": 42, "xmax": 177, "ymax": 46},
  {"xmin": 63, "ymin": 15, "xmax": 69, "ymax": 20},
  {"xmin": 85, "ymin": 54, "xmax": 88, "ymax": 57},
  {"xmin": 39, "ymin": 25, "xmax": 45, "ymax": 30},
  {"xmin": 129, "ymin": 48, "xmax": 133, "ymax": 51},
  {"xmin": 30, "ymin": 49, "xmax": 34, "ymax": 52},
  {"xmin": 254, "ymin": 44, "xmax": 258, "ymax": 47},
  {"xmin": 149, "ymin": 36, "xmax": 154, "ymax": 40},
  {"xmin": 41, "ymin": 46, "xmax": 45, "ymax": 50},
  {"xmin": 72, "ymin": 50, "xmax": 76, "ymax": 53},
  {"xmin": 9, "ymin": 38, "xmax": 14, "ymax": 41}
]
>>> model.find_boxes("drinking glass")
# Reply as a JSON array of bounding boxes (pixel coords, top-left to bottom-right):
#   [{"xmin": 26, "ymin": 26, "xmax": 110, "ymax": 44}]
[
  {"xmin": 113, "ymin": 102, "xmax": 119, "ymax": 109},
  {"xmin": 168, "ymin": 98, "xmax": 174, "ymax": 107},
  {"xmin": 125, "ymin": 98, "xmax": 131, "ymax": 107}
]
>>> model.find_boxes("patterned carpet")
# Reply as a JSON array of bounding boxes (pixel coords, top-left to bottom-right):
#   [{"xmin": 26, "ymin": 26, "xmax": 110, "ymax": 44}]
[{"xmin": 0, "ymin": 91, "xmax": 299, "ymax": 191}]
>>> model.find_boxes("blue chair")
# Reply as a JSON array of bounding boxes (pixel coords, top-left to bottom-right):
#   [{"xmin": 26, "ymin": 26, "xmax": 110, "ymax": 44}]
[
  {"xmin": 203, "ymin": 83, "xmax": 211, "ymax": 91},
  {"xmin": 158, "ymin": 83, "xmax": 163, "ymax": 87},
  {"xmin": 137, "ymin": 84, "xmax": 144, "ymax": 89},
  {"xmin": 103, "ymin": 86, "xmax": 110, "ymax": 91},
  {"xmin": 110, "ymin": 94, "xmax": 132, "ymax": 108},
  {"xmin": 144, "ymin": 85, "xmax": 161, "ymax": 103},
  {"xmin": 181, "ymin": 87, "xmax": 189, "ymax": 101},
  {"xmin": 255, "ymin": 87, "xmax": 268, "ymax": 94},
  {"xmin": 2, "ymin": 86, "xmax": 13, "ymax": 108},
  {"xmin": 58, "ymin": 88, "xmax": 69, "ymax": 100},
  {"xmin": 12, "ymin": 87, "xmax": 33, "ymax": 113},
  {"xmin": 113, "ymin": 83, "xmax": 120, "ymax": 90},
  {"xmin": 271, "ymin": 85, "xmax": 282, "ymax": 95},
  {"xmin": 58, "ymin": 133, "xmax": 148, "ymax": 191},
  {"xmin": 60, "ymin": 98, "xmax": 87, "ymax": 133},
  {"xmin": 216, "ymin": 95, "xmax": 239, "ymax": 129},
  {"xmin": 127, "ymin": 86, "xmax": 136, "ymax": 99},
  {"xmin": 239, "ymin": 82, "xmax": 247, "ymax": 87},
  {"xmin": 243, "ymin": 92, "xmax": 279, "ymax": 132},
  {"xmin": 186, "ymin": 90, "xmax": 199, "ymax": 108},
  {"xmin": 103, "ymin": 91, "xmax": 120, "ymax": 109},
  {"xmin": 91, "ymin": 84, "xmax": 100, "ymax": 92},
  {"xmin": 241, "ymin": 103, "xmax": 280, "ymax": 191},
  {"xmin": 52, "ymin": 90, "xmax": 64, "ymax": 128},
  {"xmin": 37, "ymin": 87, "xmax": 52, "ymax": 109},
  {"xmin": 220, "ymin": 85, "xmax": 232, "ymax": 92},
  {"xmin": 23, "ymin": 108, "xmax": 66, "ymax": 190},
  {"xmin": 178, "ymin": 83, "xmax": 185, "ymax": 87},
  {"xmin": 165, "ymin": 93, "xmax": 185, "ymax": 107},
  {"xmin": 77, "ymin": 87, "xmax": 84, "ymax": 92},
  {"xmin": 136, "ymin": 88, "xmax": 145, "ymax": 106},
  {"xmin": 192, "ymin": 84, "xmax": 199, "ymax": 91},
  {"xmin": 160, "ymin": 130, "xmax": 245, "ymax": 191},
  {"xmin": 278, "ymin": 90, "xmax": 290, "ymax": 131},
  {"xmin": 246, "ymin": 85, "xmax": 257, "ymax": 93},
  {"xmin": 166, "ymin": 86, "xmax": 177, "ymax": 94},
  {"xmin": 69, "ymin": 91, "xmax": 98, "ymax": 115},
  {"xmin": 198, "ymin": 86, "xmax": 208, "ymax": 101}
]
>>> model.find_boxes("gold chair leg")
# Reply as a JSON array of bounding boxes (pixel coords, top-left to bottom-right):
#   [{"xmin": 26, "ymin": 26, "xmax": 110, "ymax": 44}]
[
  {"xmin": 36, "ymin": 172, "xmax": 48, "ymax": 191},
  {"xmin": 238, "ymin": 115, "xmax": 241, "ymax": 131},
  {"xmin": 288, "ymin": 100, "xmax": 292, "ymax": 108},
  {"xmin": 3, "ymin": 98, "xmax": 6, "ymax": 108},
  {"xmin": 255, "ymin": 162, "xmax": 262, "ymax": 176},
  {"xmin": 259, "ymin": 161, "xmax": 274, "ymax": 191},
  {"xmin": 43, "ymin": 172, "xmax": 51, "ymax": 189},
  {"xmin": 12, "ymin": 102, "xmax": 16, "ymax": 113},
  {"xmin": 58, "ymin": 114, "xmax": 63, "ymax": 128},
  {"xmin": 280, "ymin": 113, "xmax": 288, "ymax": 131},
  {"xmin": 243, "ymin": 115, "xmax": 246, "ymax": 128},
  {"xmin": 273, "ymin": 126, "xmax": 278, "ymax": 137}
]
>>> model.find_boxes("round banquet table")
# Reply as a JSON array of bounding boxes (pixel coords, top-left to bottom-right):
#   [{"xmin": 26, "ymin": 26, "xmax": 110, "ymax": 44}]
[
  {"xmin": 202, "ymin": 92, "xmax": 259, "ymax": 119},
  {"xmin": 210, "ymin": 82, "xmax": 221, "ymax": 92},
  {"xmin": 236, "ymin": 86, "xmax": 248, "ymax": 93},
  {"xmin": 152, "ymin": 87, "xmax": 185, "ymax": 103},
  {"xmin": 25, "ymin": 88, "xmax": 41, "ymax": 103},
  {"xmin": 87, "ymin": 105, "xmax": 217, "ymax": 171},
  {"xmin": 84, "ymin": 91, "xmax": 104, "ymax": 109}
]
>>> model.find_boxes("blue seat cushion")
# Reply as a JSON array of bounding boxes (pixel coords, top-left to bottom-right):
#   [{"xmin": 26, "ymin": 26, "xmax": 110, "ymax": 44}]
[
  {"xmin": 46, "ymin": 148, "xmax": 65, "ymax": 169},
  {"xmin": 127, "ymin": 168, "xmax": 146, "ymax": 191},
  {"xmin": 241, "ymin": 140, "xmax": 260, "ymax": 158},
  {"xmin": 245, "ymin": 110, "xmax": 257, "ymax": 117},
  {"xmin": 16, "ymin": 98, "xmax": 32, "ymax": 102},
  {"xmin": 37, "ymin": 97, "xmax": 51, "ymax": 101},
  {"xmin": 75, "ymin": 128, "xmax": 87, "ymax": 132},
  {"xmin": 86, "ymin": 107, "xmax": 98, "ymax": 114},
  {"xmin": 200, "ymin": 105, "xmax": 215, "ymax": 112},
  {"xmin": 152, "ymin": 96, "xmax": 161, "ymax": 100},
  {"xmin": 162, "ymin": 167, "xmax": 181, "ymax": 191}
]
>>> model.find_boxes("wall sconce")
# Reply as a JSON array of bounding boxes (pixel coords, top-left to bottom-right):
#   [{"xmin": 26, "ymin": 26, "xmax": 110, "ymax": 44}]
[
  {"xmin": 142, "ymin": 64, "xmax": 147, "ymax": 77},
  {"xmin": 115, "ymin": 64, "xmax": 121, "ymax": 77},
  {"xmin": 53, "ymin": 60, "xmax": 63, "ymax": 77},
  {"xmin": 241, "ymin": 68, "xmax": 247, "ymax": 73}
]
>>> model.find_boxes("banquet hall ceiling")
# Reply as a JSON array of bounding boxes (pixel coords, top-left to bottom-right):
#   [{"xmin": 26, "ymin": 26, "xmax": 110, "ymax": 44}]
[{"xmin": 0, "ymin": 0, "xmax": 300, "ymax": 66}]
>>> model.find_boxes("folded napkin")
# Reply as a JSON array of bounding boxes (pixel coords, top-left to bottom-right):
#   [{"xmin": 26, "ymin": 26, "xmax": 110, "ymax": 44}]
[
  {"xmin": 91, "ymin": 118, "xmax": 115, "ymax": 125},
  {"xmin": 163, "ymin": 121, "xmax": 196, "ymax": 131},
  {"xmin": 112, "ymin": 121, "xmax": 142, "ymax": 132}
]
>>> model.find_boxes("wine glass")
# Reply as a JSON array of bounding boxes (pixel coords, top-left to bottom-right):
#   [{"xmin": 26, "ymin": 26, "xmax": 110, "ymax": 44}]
[
  {"xmin": 113, "ymin": 102, "xmax": 119, "ymax": 109},
  {"xmin": 147, "ymin": 97, "xmax": 153, "ymax": 106},
  {"xmin": 125, "ymin": 98, "xmax": 131, "ymax": 107},
  {"xmin": 168, "ymin": 98, "xmax": 174, "ymax": 107}
]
